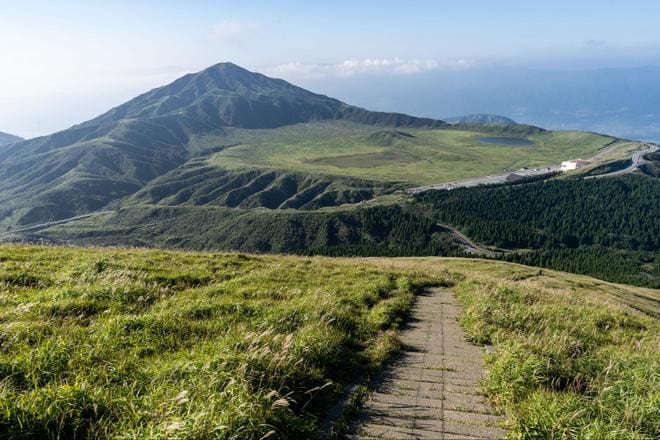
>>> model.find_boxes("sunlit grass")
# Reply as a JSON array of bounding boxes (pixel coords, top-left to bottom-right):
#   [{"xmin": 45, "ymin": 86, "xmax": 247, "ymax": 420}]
[
  {"xmin": 0, "ymin": 245, "xmax": 448, "ymax": 438},
  {"xmin": 0, "ymin": 248, "xmax": 657, "ymax": 438},
  {"xmin": 454, "ymin": 275, "xmax": 659, "ymax": 439},
  {"xmin": 201, "ymin": 122, "xmax": 615, "ymax": 184}
]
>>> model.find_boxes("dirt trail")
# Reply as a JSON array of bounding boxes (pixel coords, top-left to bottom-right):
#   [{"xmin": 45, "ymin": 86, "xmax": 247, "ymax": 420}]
[{"xmin": 351, "ymin": 289, "xmax": 507, "ymax": 439}]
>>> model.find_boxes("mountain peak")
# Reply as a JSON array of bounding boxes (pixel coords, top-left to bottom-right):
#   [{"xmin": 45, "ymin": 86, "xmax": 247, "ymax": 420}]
[
  {"xmin": 79, "ymin": 62, "xmax": 447, "ymax": 132},
  {"xmin": 447, "ymin": 114, "xmax": 517, "ymax": 125},
  {"xmin": 204, "ymin": 61, "xmax": 250, "ymax": 73},
  {"xmin": 196, "ymin": 62, "xmax": 259, "ymax": 82}
]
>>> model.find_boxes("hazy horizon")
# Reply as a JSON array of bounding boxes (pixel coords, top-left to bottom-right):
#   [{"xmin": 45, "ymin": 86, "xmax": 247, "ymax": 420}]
[{"xmin": 3, "ymin": 0, "xmax": 660, "ymax": 139}]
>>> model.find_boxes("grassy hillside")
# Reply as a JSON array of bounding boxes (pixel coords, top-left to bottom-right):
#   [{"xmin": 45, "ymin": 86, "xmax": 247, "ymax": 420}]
[
  {"xmin": 34, "ymin": 173, "xmax": 658, "ymax": 288},
  {"xmin": 372, "ymin": 258, "xmax": 659, "ymax": 439},
  {"xmin": 0, "ymin": 246, "xmax": 657, "ymax": 438},
  {"xmin": 38, "ymin": 204, "xmax": 461, "ymax": 256},
  {"xmin": 0, "ymin": 63, "xmax": 445, "ymax": 230},
  {"xmin": 121, "ymin": 162, "xmax": 404, "ymax": 210},
  {"xmin": 206, "ymin": 122, "xmax": 614, "ymax": 184}
]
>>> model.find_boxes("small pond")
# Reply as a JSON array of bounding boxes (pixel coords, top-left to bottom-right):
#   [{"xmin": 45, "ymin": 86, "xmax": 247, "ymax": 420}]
[{"xmin": 478, "ymin": 136, "xmax": 535, "ymax": 146}]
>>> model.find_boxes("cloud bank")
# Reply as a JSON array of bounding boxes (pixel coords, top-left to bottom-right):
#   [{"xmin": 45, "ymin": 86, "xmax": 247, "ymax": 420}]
[{"xmin": 264, "ymin": 57, "xmax": 475, "ymax": 80}]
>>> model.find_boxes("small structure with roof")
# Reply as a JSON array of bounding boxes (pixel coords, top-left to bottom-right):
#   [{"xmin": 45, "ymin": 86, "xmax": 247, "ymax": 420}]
[{"xmin": 561, "ymin": 159, "xmax": 591, "ymax": 171}]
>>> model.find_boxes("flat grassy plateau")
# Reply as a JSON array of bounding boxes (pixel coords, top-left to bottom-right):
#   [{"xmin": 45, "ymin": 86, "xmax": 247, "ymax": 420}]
[
  {"xmin": 0, "ymin": 246, "xmax": 658, "ymax": 439},
  {"xmin": 201, "ymin": 122, "xmax": 614, "ymax": 185}
]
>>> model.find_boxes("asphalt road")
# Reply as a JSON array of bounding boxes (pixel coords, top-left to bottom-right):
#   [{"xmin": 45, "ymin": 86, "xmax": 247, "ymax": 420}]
[
  {"xmin": 585, "ymin": 143, "xmax": 658, "ymax": 179},
  {"xmin": 437, "ymin": 223, "xmax": 501, "ymax": 256},
  {"xmin": 407, "ymin": 166, "xmax": 559, "ymax": 194}
]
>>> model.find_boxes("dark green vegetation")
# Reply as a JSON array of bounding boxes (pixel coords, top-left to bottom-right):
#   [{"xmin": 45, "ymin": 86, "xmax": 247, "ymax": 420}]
[
  {"xmin": 640, "ymin": 150, "xmax": 660, "ymax": 178},
  {"xmin": 418, "ymin": 175, "xmax": 659, "ymax": 251},
  {"xmin": 1, "ymin": 246, "xmax": 658, "ymax": 439},
  {"xmin": 418, "ymin": 174, "xmax": 660, "ymax": 287},
  {"xmin": 42, "ymin": 204, "xmax": 460, "ymax": 256},
  {"xmin": 38, "ymin": 172, "xmax": 658, "ymax": 288},
  {"xmin": 582, "ymin": 158, "xmax": 632, "ymax": 177},
  {"xmin": 0, "ymin": 132, "xmax": 22, "ymax": 147},
  {"xmin": 0, "ymin": 245, "xmax": 449, "ymax": 439}
]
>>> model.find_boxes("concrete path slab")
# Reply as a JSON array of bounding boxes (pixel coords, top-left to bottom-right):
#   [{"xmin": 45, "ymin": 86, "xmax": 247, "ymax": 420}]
[{"xmin": 351, "ymin": 289, "xmax": 507, "ymax": 439}]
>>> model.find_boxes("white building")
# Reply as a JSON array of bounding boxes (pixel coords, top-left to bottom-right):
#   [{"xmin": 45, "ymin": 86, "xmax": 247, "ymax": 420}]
[{"xmin": 560, "ymin": 159, "xmax": 591, "ymax": 171}]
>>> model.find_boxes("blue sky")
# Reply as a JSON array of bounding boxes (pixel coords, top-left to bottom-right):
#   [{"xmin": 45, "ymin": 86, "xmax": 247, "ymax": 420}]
[{"xmin": 2, "ymin": 0, "xmax": 660, "ymax": 136}]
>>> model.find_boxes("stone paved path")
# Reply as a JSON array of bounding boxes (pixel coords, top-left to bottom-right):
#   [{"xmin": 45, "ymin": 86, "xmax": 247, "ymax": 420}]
[{"xmin": 351, "ymin": 289, "xmax": 507, "ymax": 439}]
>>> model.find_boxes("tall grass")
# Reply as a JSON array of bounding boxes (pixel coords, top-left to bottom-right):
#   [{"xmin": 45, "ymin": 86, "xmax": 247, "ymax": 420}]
[
  {"xmin": 0, "ymin": 245, "xmax": 448, "ymax": 439},
  {"xmin": 1, "ymin": 246, "xmax": 657, "ymax": 438},
  {"xmin": 456, "ymin": 279, "xmax": 659, "ymax": 439}
]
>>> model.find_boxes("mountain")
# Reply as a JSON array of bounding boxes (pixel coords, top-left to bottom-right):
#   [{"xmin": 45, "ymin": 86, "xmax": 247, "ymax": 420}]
[
  {"xmin": 0, "ymin": 61, "xmax": 624, "ymax": 251},
  {"xmin": 0, "ymin": 63, "xmax": 447, "ymax": 229},
  {"xmin": 1, "ymin": 62, "xmax": 651, "ymax": 289},
  {"xmin": 447, "ymin": 114, "xmax": 516, "ymax": 124},
  {"xmin": 0, "ymin": 132, "xmax": 23, "ymax": 146}
]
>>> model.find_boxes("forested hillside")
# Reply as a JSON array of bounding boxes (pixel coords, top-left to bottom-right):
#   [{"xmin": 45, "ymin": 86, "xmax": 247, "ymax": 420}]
[
  {"xmin": 416, "ymin": 174, "xmax": 660, "ymax": 287},
  {"xmin": 417, "ymin": 175, "xmax": 659, "ymax": 251},
  {"xmin": 42, "ymin": 204, "xmax": 460, "ymax": 256}
]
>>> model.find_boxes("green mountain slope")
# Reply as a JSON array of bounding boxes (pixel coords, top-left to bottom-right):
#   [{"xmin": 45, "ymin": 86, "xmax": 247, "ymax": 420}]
[
  {"xmin": 0, "ymin": 63, "xmax": 446, "ymax": 230},
  {"xmin": 34, "ymin": 172, "xmax": 659, "ymax": 288},
  {"xmin": 122, "ymin": 162, "xmax": 403, "ymax": 210},
  {"xmin": 0, "ymin": 61, "xmax": 637, "ymax": 289}
]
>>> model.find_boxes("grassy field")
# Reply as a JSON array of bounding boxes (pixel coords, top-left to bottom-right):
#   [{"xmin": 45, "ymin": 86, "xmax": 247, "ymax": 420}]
[
  {"xmin": 0, "ymin": 246, "xmax": 658, "ymax": 438},
  {"xmin": 199, "ymin": 122, "xmax": 616, "ymax": 184},
  {"xmin": 0, "ymin": 245, "xmax": 449, "ymax": 439}
]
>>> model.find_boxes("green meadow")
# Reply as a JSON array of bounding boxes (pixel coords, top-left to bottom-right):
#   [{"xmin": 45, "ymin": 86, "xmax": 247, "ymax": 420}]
[
  {"xmin": 0, "ymin": 246, "xmax": 657, "ymax": 439},
  {"xmin": 202, "ymin": 122, "xmax": 615, "ymax": 184}
]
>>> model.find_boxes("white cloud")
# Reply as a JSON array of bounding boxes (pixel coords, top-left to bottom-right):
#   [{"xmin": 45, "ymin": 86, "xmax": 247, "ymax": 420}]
[
  {"xmin": 264, "ymin": 57, "xmax": 475, "ymax": 80},
  {"xmin": 209, "ymin": 20, "xmax": 265, "ymax": 42}
]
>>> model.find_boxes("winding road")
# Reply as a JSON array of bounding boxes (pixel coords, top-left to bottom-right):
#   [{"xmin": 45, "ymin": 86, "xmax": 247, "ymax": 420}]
[
  {"xmin": 585, "ymin": 142, "xmax": 658, "ymax": 179},
  {"xmin": 437, "ymin": 223, "xmax": 500, "ymax": 257}
]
